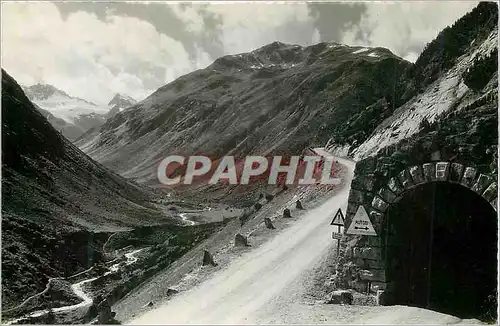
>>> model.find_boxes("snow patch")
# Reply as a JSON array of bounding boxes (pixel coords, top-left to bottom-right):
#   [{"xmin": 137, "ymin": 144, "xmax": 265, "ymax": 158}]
[
  {"xmin": 32, "ymin": 93, "xmax": 108, "ymax": 124},
  {"xmin": 352, "ymin": 48, "xmax": 370, "ymax": 54},
  {"xmin": 249, "ymin": 63, "xmax": 297, "ymax": 70}
]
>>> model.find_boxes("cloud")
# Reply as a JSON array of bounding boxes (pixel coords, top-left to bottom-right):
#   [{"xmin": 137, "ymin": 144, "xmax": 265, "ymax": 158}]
[
  {"xmin": 1, "ymin": 1, "xmax": 481, "ymax": 105},
  {"xmin": 1, "ymin": 2, "xmax": 212, "ymax": 104},
  {"xmin": 341, "ymin": 1, "xmax": 479, "ymax": 62},
  {"xmin": 176, "ymin": 3, "xmax": 314, "ymax": 54},
  {"xmin": 307, "ymin": 2, "xmax": 366, "ymax": 42}
]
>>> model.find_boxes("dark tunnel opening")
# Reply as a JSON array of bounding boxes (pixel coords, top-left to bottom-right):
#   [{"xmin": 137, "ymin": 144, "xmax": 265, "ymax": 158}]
[{"xmin": 383, "ymin": 181, "xmax": 497, "ymax": 321}]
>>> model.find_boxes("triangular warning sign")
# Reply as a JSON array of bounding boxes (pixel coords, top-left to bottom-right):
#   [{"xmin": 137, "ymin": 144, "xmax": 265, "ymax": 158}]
[
  {"xmin": 346, "ymin": 205, "xmax": 377, "ymax": 236},
  {"xmin": 330, "ymin": 208, "xmax": 345, "ymax": 226}
]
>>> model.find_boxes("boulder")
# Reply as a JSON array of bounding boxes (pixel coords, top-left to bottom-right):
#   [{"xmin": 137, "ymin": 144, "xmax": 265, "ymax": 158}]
[
  {"xmin": 327, "ymin": 290, "xmax": 353, "ymax": 305},
  {"xmin": 264, "ymin": 218, "xmax": 275, "ymax": 229},
  {"xmin": 254, "ymin": 202, "xmax": 263, "ymax": 210},
  {"xmin": 202, "ymin": 250, "xmax": 217, "ymax": 267},
  {"xmin": 166, "ymin": 288, "xmax": 179, "ymax": 297},
  {"xmin": 283, "ymin": 208, "xmax": 291, "ymax": 218},
  {"xmin": 295, "ymin": 200, "xmax": 304, "ymax": 209},
  {"xmin": 265, "ymin": 194, "xmax": 274, "ymax": 201},
  {"xmin": 234, "ymin": 233, "xmax": 250, "ymax": 247}
]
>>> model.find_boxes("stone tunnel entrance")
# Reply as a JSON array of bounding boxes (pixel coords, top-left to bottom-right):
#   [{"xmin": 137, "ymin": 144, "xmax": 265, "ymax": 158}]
[{"xmin": 383, "ymin": 181, "xmax": 497, "ymax": 320}]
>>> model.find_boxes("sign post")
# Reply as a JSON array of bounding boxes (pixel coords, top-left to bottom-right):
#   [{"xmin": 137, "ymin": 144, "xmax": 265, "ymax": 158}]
[
  {"xmin": 331, "ymin": 208, "xmax": 345, "ymax": 256},
  {"xmin": 345, "ymin": 205, "xmax": 377, "ymax": 236}
]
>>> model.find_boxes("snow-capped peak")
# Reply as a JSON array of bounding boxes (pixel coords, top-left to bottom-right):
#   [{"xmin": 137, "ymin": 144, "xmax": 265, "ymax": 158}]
[
  {"xmin": 22, "ymin": 83, "xmax": 109, "ymax": 138},
  {"xmin": 23, "ymin": 83, "xmax": 98, "ymax": 106},
  {"xmin": 108, "ymin": 93, "xmax": 137, "ymax": 108},
  {"xmin": 105, "ymin": 93, "xmax": 137, "ymax": 119},
  {"xmin": 23, "ymin": 83, "xmax": 70, "ymax": 102}
]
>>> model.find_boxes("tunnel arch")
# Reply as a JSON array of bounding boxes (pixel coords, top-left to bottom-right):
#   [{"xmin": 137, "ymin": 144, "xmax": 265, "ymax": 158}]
[
  {"xmin": 382, "ymin": 181, "xmax": 497, "ymax": 320},
  {"xmin": 343, "ymin": 161, "xmax": 498, "ymax": 321},
  {"xmin": 346, "ymin": 162, "xmax": 497, "ymax": 249},
  {"xmin": 370, "ymin": 162, "xmax": 497, "ymax": 224}
]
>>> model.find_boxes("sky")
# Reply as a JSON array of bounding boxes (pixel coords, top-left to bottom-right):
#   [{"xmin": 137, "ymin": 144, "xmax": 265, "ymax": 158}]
[{"xmin": 1, "ymin": 1, "xmax": 479, "ymax": 105}]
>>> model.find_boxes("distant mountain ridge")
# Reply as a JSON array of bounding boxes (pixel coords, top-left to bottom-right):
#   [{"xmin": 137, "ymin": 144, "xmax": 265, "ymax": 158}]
[
  {"xmin": 23, "ymin": 83, "xmax": 97, "ymax": 106},
  {"xmin": 22, "ymin": 83, "xmax": 136, "ymax": 141},
  {"xmin": 108, "ymin": 93, "xmax": 137, "ymax": 108}
]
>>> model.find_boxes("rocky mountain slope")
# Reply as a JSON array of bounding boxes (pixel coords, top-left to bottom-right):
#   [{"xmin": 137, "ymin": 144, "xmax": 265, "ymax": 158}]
[
  {"xmin": 2, "ymin": 70, "xmax": 172, "ymax": 308},
  {"xmin": 76, "ymin": 43, "xmax": 410, "ymax": 185},
  {"xmin": 23, "ymin": 84, "xmax": 135, "ymax": 141},
  {"xmin": 344, "ymin": 2, "xmax": 498, "ymax": 161}
]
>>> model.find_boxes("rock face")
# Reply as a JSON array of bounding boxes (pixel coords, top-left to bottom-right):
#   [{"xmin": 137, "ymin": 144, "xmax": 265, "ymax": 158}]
[
  {"xmin": 234, "ymin": 233, "xmax": 250, "ymax": 247},
  {"xmin": 1, "ymin": 70, "xmax": 170, "ymax": 308},
  {"xmin": 327, "ymin": 290, "xmax": 353, "ymax": 305},
  {"xmin": 264, "ymin": 218, "xmax": 276, "ymax": 229},
  {"xmin": 202, "ymin": 250, "xmax": 217, "ymax": 267},
  {"xmin": 283, "ymin": 208, "xmax": 291, "ymax": 218}
]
